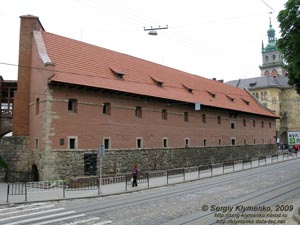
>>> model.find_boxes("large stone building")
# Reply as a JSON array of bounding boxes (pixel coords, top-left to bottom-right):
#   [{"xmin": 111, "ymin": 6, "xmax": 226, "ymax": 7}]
[
  {"xmin": 227, "ymin": 21, "xmax": 300, "ymax": 146},
  {"xmin": 0, "ymin": 15, "xmax": 277, "ymax": 180}
]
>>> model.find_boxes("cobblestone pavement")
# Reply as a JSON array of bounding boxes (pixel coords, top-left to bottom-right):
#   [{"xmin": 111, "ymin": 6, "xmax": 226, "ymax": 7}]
[
  {"xmin": 52, "ymin": 159, "xmax": 300, "ymax": 225},
  {"xmin": 1, "ymin": 158, "xmax": 299, "ymax": 224}
]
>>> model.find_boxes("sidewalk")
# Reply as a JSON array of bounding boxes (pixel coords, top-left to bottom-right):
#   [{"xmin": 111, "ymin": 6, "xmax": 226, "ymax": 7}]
[{"xmin": 0, "ymin": 152, "xmax": 296, "ymax": 205}]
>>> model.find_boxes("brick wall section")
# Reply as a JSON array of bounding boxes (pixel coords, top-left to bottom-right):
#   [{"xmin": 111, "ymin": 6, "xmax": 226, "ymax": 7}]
[
  {"xmin": 43, "ymin": 86, "xmax": 276, "ymax": 150},
  {"xmin": 13, "ymin": 15, "xmax": 44, "ymax": 135}
]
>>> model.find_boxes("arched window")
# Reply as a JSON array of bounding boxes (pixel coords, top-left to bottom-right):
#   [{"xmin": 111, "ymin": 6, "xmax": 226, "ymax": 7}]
[
  {"xmin": 271, "ymin": 69, "xmax": 278, "ymax": 76},
  {"xmin": 264, "ymin": 70, "xmax": 270, "ymax": 76}
]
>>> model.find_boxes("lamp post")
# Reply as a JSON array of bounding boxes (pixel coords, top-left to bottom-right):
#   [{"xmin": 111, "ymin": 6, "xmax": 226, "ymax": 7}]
[
  {"xmin": 98, "ymin": 144, "xmax": 105, "ymax": 194},
  {"xmin": 144, "ymin": 25, "xmax": 168, "ymax": 35}
]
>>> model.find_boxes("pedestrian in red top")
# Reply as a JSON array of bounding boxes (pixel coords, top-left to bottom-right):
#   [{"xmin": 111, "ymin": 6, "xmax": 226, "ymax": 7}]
[
  {"xmin": 132, "ymin": 165, "xmax": 138, "ymax": 187},
  {"xmin": 293, "ymin": 144, "xmax": 299, "ymax": 155}
]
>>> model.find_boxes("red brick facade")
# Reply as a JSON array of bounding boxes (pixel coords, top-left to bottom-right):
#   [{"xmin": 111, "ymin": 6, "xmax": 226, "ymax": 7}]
[
  {"xmin": 28, "ymin": 83, "xmax": 275, "ymax": 150},
  {"xmin": 13, "ymin": 15, "xmax": 44, "ymax": 136},
  {"xmin": 15, "ymin": 15, "xmax": 277, "ymax": 151}
]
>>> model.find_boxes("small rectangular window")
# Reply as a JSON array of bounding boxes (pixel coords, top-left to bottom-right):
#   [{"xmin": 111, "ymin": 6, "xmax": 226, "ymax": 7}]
[
  {"xmin": 219, "ymin": 139, "xmax": 222, "ymax": 145},
  {"xmin": 162, "ymin": 109, "xmax": 168, "ymax": 120},
  {"xmin": 230, "ymin": 121, "xmax": 235, "ymax": 129},
  {"xmin": 203, "ymin": 139, "xmax": 207, "ymax": 146},
  {"xmin": 60, "ymin": 138, "xmax": 65, "ymax": 146},
  {"xmin": 36, "ymin": 98, "xmax": 40, "ymax": 115},
  {"xmin": 269, "ymin": 122, "xmax": 272, "ymax": 128},
  {"xmin": 243, "ymin": 119, "xmax": 246, "ymax": 127},
  {"xmin": 104, "ymin": 138, "xmax": 110, "ymax": 149},
  {"xmin": 68, "ymin": 137, "xmax": 77, "ymax": 149},
  {"xmin": 184, "ymin": 112, "xmax": 189, "ymax": 122},
  {"xmin": 202, "ymin": 114, "xmax": 206, "ymax": 123},
  {"xmin": 231, "ymin": 138, "xmax": 236, "ymax": 146},
  {"xmin": 103, "ymin": 103, "xmax": 111, "ymax": 115},
  {"xmin": 135, "ymin": 106, "xmax": 142, "ymax": 118},
  {"xmin": 35, "ymin": 138, "xmax": 39, "ymax": 149},
  {"xmin": 68, "ymin": 99, "xmax": 78, "ymax": 112},
  {"xmin": 217, "ymin": 116, "xmax": 221, "ymax": 124},
  {"xmin": 136, "ymin": 138, "xmax": 143, "ymax": 149},
  {"xmin": 185, "ymin": 138, "xmax": 190, "ymax": 147},
  {"xmin": 163, "ymin": 138, "xmax": 168, "ymax": 148},
  {"xmin": 261, "ymin": 121, "xmax": 264, "ymax": 128},
  {"xmin": 253, "ymin": 120, "xmax": 256, "ymax": 127},
  {"xmin": 244, "ymin": 139, "xmax": 247, "ymax": 145}
]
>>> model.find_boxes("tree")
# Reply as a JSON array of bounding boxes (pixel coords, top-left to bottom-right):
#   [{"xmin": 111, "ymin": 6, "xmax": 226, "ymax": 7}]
[
  {"xmin": 277, "ymin": 0, "xmax": 300, "ymax": 94},
  {"xmin": 0, "ymin": 155, "xmax": 8, "ymax": 169}
]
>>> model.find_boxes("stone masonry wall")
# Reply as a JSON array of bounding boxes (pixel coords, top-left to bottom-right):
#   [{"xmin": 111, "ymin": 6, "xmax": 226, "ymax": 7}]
[
  {"xmin": 0, "ymin": 137, "xmax": 276, "ymax": 181},
  {"xmin": 47, "ymin": 144, "xmax": 276, "ymax": 180},
  {"xmin": 0, "ymin": 136, "xmax": 31, "ymax": 171}
]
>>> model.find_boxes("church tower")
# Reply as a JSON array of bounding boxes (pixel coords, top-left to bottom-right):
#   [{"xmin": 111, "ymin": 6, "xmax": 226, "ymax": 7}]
[{"xmin": 259, "ymin": 19, "xmax": 286, "ymax": 77}]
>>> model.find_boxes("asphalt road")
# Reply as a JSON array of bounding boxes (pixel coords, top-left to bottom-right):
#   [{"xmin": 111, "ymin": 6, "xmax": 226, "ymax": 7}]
[{"xmin": 1, "ymin": 158, "xmax": 300, "ymax": 225}]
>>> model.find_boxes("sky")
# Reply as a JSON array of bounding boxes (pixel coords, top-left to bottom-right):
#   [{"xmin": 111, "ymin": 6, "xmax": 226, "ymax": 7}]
[{"xmin": 0, "ymin": 0, "xmax": 287, "ymax": 82}]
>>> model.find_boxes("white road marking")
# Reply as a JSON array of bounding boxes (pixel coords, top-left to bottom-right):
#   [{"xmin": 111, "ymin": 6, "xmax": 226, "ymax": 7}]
[
  {"xmin": 92, "ymin": 221, "xmax": 113, "ymax": 225},
  {"xmin": 5, "ymin": 211, "xmax": 77, "ymax": 225},
  {"xmin": 62, "ymin": 217, "xmax": 99, "ymax": 225},
  {"xmin": 0, "ymin": 208, "xmax": 65, "ymax": 222},
  {"xmin": 0, "ymin": 203, "xmax": 47, "ymax": 212},
  {"xmin": 29, "ymin": 213, "xmax": 87, "ymax": 225},
  {"xmin": 0, "ymin": 204, "xmax": 55, "ymax": 216}
]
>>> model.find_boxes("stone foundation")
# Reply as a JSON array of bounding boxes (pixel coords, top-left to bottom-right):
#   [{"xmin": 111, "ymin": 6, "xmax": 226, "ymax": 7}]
[
  {"xmin": 0, "ymin": 137, "xmax": 276, "ymax": 181},
  {"xmin": 0, "ymin": 136, "xmax": 31, "ymax": 171},
  {"xmin": 46, "ymin": 144, "xmax": 276, "ymax": 180}
]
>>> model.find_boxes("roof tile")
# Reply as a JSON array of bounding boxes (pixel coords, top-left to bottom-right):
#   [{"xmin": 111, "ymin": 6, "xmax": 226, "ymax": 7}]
[{"xmin": 40, "ymin": 31, "xmax": 276, "ymax": 118}]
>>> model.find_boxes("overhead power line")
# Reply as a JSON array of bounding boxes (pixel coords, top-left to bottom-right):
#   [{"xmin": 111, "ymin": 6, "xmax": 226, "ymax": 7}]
[{"xmin": 261, "ymin": 0, "xmax": 275, "ymax": 13}]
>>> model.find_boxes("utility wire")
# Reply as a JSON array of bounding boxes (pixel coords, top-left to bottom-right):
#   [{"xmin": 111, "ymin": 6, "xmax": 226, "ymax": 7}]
[{"xmin": 261, "ymin": 0, "xmax": 276, "ymax": 13}]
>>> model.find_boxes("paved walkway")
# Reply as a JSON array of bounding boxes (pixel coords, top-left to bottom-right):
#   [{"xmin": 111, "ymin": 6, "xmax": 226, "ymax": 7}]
[{"xmin": 0, "ymin": 152, "xmax": 295, "ymax": 205}]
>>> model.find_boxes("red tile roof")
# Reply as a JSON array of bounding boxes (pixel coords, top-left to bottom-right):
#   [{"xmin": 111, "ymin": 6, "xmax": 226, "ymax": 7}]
[{"xmin": 40, "ymin": 31, "xmax": 276, "ymax": 118}]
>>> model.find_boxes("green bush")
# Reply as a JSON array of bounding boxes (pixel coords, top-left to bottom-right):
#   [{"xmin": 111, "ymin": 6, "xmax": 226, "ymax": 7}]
[{"xmin": 0, "ymin": 156, "xmax": 8, "ymax": 169}]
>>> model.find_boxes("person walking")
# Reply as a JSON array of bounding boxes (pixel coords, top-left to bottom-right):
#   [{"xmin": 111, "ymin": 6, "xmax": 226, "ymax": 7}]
[
  {"xmin": 293, "ymin": 144, "xmax": 299, "ymax": 156},
  {"xmin": 132, "ymin": 165, "xmax": 138, "ymax": 187}
]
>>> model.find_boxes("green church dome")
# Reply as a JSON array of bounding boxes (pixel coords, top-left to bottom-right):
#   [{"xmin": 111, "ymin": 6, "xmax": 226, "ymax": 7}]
[{"xmin": 263, "ymin": 20, "xmax": 277, "ymax": 52}]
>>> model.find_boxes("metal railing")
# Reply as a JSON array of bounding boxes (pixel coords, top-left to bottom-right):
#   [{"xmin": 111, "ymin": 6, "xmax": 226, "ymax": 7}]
[{"xmin": 5, "ymin": 152, "xmax": 294, "ymax": 203}]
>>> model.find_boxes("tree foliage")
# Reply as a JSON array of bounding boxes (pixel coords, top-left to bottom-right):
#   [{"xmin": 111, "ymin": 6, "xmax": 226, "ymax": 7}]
[
  {"xmin": 277, "ymin": 0, "xmax": 300, "ymax": 94},
  {"xmin": 0, "ymin": 155, "xmax": 8, "ymax": 169}
]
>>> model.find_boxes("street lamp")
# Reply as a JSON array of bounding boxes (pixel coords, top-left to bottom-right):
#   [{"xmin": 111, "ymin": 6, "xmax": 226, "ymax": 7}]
[{"xmin": 144, "ymin": 25, "xmax": 168, "ymax": 35}]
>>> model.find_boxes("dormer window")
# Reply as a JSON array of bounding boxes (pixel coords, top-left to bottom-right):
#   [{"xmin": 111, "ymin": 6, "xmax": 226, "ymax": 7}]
[
  {"xmin": 207, "ymin": 90, "xmax": 216, "ymax": 98},
  {"xmin": 226, "ymin": 95, "xmax": 235, "ymax": 102},
  {"xmin": 182, "ymin": 83, "xmax": 193, "ymax": 93},
  {"xmin": 241, "ymin": 98, "xmax": 250, "ymax": 105},
  {"xmin": 150, "ymin": 76, "xmax": 164, "ymax": 87},
  {"xmin": 249, "ymin": 81, "xmax": 257, "ymax": 87},
  {"xmin": 110, "ymin": 67, "xmax": 125, "ymax": 79}
]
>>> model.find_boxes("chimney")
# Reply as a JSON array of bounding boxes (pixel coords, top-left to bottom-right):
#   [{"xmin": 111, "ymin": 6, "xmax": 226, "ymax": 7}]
[{"xmin": 13, "ymin": 15, "xmax": 44, "ymax": 136}]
